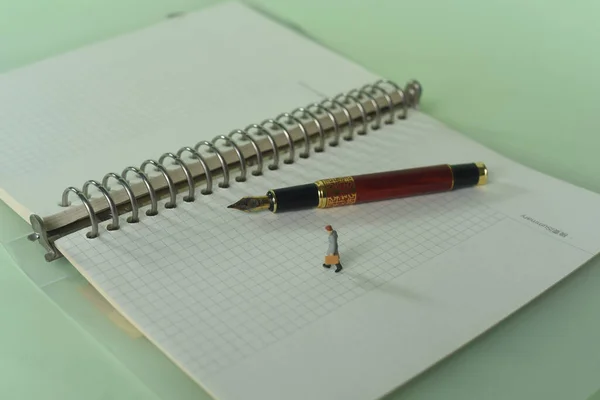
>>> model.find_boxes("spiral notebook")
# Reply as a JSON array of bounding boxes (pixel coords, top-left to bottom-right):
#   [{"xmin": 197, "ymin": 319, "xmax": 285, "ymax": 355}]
[{"xmin": 2, "ymin": 2, "xmax": 600, "ymax": 400}]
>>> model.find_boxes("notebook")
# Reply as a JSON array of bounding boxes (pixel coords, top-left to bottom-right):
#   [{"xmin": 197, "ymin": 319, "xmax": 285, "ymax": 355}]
[{"xmin": 2, "ymin": 2, "xmax": 600, "ymax": 400}]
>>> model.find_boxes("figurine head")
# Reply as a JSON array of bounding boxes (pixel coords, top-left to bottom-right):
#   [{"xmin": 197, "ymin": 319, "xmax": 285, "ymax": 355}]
[{"xmin": 325, "ymin": 225, "xmax": 333, "ymax": 233}]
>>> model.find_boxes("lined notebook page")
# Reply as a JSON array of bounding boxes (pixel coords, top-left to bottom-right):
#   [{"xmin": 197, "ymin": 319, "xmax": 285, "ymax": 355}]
[
  {"xmin": 0, "ymin": 1, "xmax": 378, "ymax": 221},
  {"xmin": 56, "ymin": 111, "xmax": 600, "ymax": 400}
]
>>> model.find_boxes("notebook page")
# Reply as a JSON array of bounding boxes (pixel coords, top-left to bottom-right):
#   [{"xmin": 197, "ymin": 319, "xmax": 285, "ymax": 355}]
[
  {"xmin": 55, "ymin": 111, "xmax": 600, "ymax": 400},
  {"xmin": 0, "ymin": 1, "xmax": 378, "ymax": 221}
]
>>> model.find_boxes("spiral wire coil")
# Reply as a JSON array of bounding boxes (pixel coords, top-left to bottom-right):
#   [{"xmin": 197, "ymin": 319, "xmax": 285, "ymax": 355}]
[{"xmin": 59, "ymin": 79, "xmax": 422, "ymax": 239}]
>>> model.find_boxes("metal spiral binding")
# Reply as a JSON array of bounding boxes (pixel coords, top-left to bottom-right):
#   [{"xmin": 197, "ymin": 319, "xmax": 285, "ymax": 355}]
[
  {"xmin": 28, "ymin": 79, "xmax": 422, "ymax": 261},
  {"xmin": 228, "ymin": 129, "xmax": 264, "ymax": 176},
  {"xmin": 139, "ymin": 159, "xmax": 177, "ymax": 209},
  {"xmin": 158, "ymin": 153, "xmax": 196, "ymax": 203},
  {"xmin": 244, "ymin": 124, "xmax": 279, "ymax": 170},
  {"xmin": 307, "ymin": 102, "xmax": 340, "ymax": 147},
  {"xmin": 121, "ymin": 166, "xmax": 159, "ymax": 216},
  {"xmin": 175, "ymin": 147, "xmax": 213, "ymax": 194},
  {"xmin": 261, "ymin": 118, "xmax": 296, "ymax": 164},
  {"xmin": 101, "ymin": 172, "xmax": 140, "ymax": 223}
]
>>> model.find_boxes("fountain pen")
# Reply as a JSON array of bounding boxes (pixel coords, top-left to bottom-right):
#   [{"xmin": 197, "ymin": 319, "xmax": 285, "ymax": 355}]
[{"xmin": 227, "ymin": 162, "xmax": 487, "ymax": 213}]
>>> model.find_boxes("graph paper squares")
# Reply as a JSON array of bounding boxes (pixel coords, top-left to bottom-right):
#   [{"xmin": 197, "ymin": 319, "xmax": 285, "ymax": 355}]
[{"xmin": 58, "ymin": 187, "xmax": 504, "ymax": 378}]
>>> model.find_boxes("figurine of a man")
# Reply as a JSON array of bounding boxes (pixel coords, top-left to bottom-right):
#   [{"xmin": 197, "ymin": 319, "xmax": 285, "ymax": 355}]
[{"xmin": 323, "ymin": 225, "xmax": 343, "ymax": 273}]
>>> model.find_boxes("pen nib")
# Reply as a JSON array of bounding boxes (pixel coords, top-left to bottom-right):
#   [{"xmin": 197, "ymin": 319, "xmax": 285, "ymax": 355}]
[{"xmin": 227, "ymin": 196, "xmax": 270, "ymax": 212}]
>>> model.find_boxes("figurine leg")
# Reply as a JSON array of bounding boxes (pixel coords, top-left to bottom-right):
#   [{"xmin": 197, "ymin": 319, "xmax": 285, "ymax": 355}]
[{"xmin": 335, "ymin": 263, "xmax": 343, "ymax": 273}]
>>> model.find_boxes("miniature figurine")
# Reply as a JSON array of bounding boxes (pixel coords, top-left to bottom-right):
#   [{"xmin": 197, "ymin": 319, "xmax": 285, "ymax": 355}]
[{"xmin": 323, "ymin": 225, "xmax": 343, "ymax": 273}]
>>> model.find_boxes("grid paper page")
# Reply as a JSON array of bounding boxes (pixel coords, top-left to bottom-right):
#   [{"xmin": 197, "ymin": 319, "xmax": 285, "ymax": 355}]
[
  {"xmin": 0, "ymin": 1, "xmax": 378, "ymax": 221},
  {"xmin": 56, "ymin": 111, "xmax": 600, "ymax": 400}
]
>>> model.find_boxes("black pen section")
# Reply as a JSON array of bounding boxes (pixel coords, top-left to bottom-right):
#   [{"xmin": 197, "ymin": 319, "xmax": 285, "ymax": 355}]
[
  {"xmin": 450, "ymin": 162, "xmax": 487, "ymax": 189},
  {"xmin": 267, "ymin": 183, "xmax": 319, "ymax": 212}
]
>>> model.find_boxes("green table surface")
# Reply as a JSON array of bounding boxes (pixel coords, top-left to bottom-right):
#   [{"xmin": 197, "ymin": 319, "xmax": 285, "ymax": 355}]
[{"xmin": 2, "ymin": 0, "xmax": 600, "ymax": 399}]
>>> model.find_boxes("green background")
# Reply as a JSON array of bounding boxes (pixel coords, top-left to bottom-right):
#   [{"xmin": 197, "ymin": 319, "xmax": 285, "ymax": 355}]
[{"xmin": 1, "ymin": 0, "xmax": 600, "ymax": 399}]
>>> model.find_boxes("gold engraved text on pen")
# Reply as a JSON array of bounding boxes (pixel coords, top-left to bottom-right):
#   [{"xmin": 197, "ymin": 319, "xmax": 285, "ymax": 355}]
[{"xmin": 315, "ymin": 177, "xmax": 357, "ymax": 208}]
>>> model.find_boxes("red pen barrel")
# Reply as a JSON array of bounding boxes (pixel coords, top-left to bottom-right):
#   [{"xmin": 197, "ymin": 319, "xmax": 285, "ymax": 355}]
[
  {"xmin": 353, "ymin": 164, "xmax": 453, "ymax": 204},
  {"xmin": 313, "ymin": 162, "xmax": 486, "ymax": 209}
]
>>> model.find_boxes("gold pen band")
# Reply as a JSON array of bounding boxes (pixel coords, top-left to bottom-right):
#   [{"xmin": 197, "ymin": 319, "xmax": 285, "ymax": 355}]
[
  {"xmin": 315, "ymin": 176, "xmax": 357, "ymax": 208},
  {"xmin": 475, "ymin": 162, "xmax": 488, "ymax": 185}
]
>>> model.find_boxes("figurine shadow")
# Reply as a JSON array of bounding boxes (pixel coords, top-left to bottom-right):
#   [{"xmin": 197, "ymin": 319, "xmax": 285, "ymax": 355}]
[
  {"xmin": 324, "ymin": 241, "xmax": 431, "ymax": 303},
  {"xmin": 345, "ymin": 272, "xmax": 429, "ymax": 303}
]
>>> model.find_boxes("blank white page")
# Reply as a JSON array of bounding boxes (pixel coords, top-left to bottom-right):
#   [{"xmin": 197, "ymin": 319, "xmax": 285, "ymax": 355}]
[
  {"xmin": 0, "ymin": 1, "xmax": 378, "ymax": 221},
  {"xmin": 56, "ymin": 111, "xmax": 600, "ymax": 400}
]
